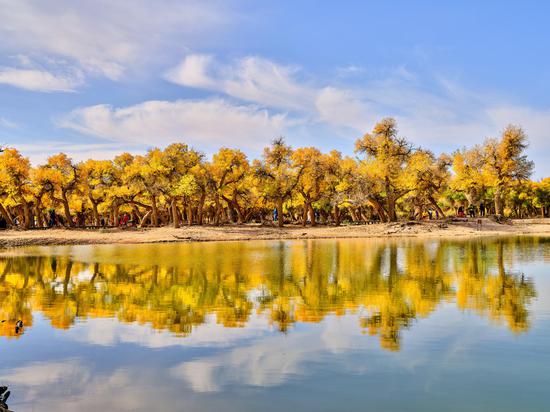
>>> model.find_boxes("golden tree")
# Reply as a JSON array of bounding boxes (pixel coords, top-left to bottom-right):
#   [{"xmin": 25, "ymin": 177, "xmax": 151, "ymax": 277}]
[
  {"xmin": 0, "ymin": 148, "xmax": 32, "ymax": 227},
  {"xmin": 483, "ymin": 125, "xmax": 533, "ymax": 215},
  {"xmin": 355, "ymin": 118, "xmax": 415, "ymax": 221},
  {"xmin": 291, "ymin": 147, "xmax": 328, "ymax": 226},
  {"xmin": 254, "ymin": 138, "xmax": 303, "ymax": 227},
  {"xmin": 451, "ymin": 145, "xmax": 487, "ymax": 207},
  {"xmin": 42, "ymin": 153, "xmax": 79, "ymax": 227},
  {"xmin": 79, "ymin": 159, "xmax": 116, "ymax": 225},
  {"xmin": 208, "ymin": 148, "xmax": 249, "ymax": 225}
]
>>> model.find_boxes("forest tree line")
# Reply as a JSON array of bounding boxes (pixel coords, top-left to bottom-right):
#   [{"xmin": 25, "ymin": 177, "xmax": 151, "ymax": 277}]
[{"xmin": 1, "ymin": 118, "xmax": 549, "ymax": 229}]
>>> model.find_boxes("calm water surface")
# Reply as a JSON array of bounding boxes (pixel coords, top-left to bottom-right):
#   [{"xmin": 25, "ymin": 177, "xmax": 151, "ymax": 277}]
[{"xmin": 0, "ymin": 237, "xmax": 549, "ymax": 411}]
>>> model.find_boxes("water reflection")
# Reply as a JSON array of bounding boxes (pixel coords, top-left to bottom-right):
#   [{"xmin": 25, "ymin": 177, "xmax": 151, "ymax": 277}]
[{"xmin": 0, "ymin": 237, "xmax": 542, "ymax": 351}]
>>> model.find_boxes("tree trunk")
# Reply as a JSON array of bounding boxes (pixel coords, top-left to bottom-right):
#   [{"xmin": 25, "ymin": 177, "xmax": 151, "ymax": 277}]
[
  {"xmin": 187, "ymin": 203, "xmax": 193, "ymax": 226},
  {"xmin": 369, "ymin": 199, "xmax": 388, "ymax": 222},
  {"xmin": 309, "ymin": 203, "xmax": 316, "ymax": 226},
  {"xmin": 35, "ymin": 201, "xmax": 44, "ymax": 228},
  {"xmin": 385, "ymin": 177, "xmax": 397, "ymax": 222},
  {"xmin": 233, "ymin": 201, "xmax": 244, "ymax": 224},
  {"xmin": 197, "ymin": 193, "xmax": 206, "ymax": 225},
  {"xmin": 494, "ymin": 188, "xmax": 504, "ymax": 216},
  {"xmin": 171, "ymin": 199, "xmax": 180, "ymax": 228},
  {"xmin": 0, "ymin": 203, "xmax": 13, "ymax": 226},
  {"xmin": 428, "ymin": 196, "xmax": 445, "ymax": 218},
  {"xmin": 277, "ymin": 196, "xmax": 284, "ymax": 228},
  {"xmin": 226, "ymin": 200, "xmax": 236, "ymax": 223},
  {"xmin": 302, "ymin": 202, "xmax": 309, "ymax": 227},
  {"xmin": 113, "ymin": 203, "xmax": 120, "ymax": 227},
  {"xmin": 91, "ymin": 199, "xmax": 100, "ymax": 226},
  {"xmin": 22, "ymin": 200, "xmax": 32, "ymax": 229},
  {"xmin": 61, "ymin": 192, "xmax": 74, "ymax": 227},
  {"xmin": 140, "ymin": 210, "xmax": 152, "ymax": 227},
  {"xmin": 387, "ymin": 196, "xmax": 397, "ymax": 222},
  {"xmin": 151, "ymin": 196, "xmax": 159, "ymax": 227},
  {"xmin": 349, "ymin": 207, "xmax": 359, "ymax": 222},
  {"xmin": 214, "ymin": 194, "xmax": 222, "ymax": 225},
  {"xmin": 333, "ymin": 204, "xmax": 340, "ymax": 226},
  {"xmin": 132, "ymin": 205, "xmax": 142, "ymax": 223}
]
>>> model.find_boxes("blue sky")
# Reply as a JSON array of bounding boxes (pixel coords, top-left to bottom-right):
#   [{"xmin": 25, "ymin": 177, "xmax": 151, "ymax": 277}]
[{"xmin": 0, "ymin": 0, "xmax": 549, "ymax": 177}]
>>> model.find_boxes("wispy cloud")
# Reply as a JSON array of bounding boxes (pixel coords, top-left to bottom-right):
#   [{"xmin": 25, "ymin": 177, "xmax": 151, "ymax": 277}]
[
  {"xmin": 164, "ymin": 54, "xmax": 496, "ymax": 142},
  {"xmin": 59, "ymin": 98, "xmax": 291, "ymax": 151},
  {"xmin": 0, "ymin": 116, "xmax": 19, "ymax": 129},
  {"xmin": 165, "ymin": 54, "xmax": 376, "ymax": 132},
  {"xmin": 166, "ymin": 54, "xmax": 316, "ymax": 112},
  {"xmin": 0, "ymin": 0, "xmax": 235, "ymax": 88},
  {"xmin": 0, "ymin": 67, "xmax": 83, "ymax": 92}
]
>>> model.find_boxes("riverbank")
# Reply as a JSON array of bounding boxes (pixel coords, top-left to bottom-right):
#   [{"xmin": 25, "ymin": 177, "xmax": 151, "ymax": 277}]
[{"xmin": 0, "ymin": 218, "xmax": 549, "ymax": 247}]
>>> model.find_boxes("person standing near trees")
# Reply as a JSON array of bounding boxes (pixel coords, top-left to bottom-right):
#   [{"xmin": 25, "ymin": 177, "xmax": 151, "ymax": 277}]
[
  {"xmin": 479, "ymin": 202, "xmax": 485, "ymax": 217},
  {"xmin": 48, "ymin": 209, "xmax": 56, "ymax": 227}
]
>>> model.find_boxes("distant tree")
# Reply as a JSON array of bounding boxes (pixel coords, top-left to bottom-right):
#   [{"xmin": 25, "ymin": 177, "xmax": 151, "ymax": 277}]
[
  {"xmin": 0, "ymin": 148, "xmax": 32, "ymax": 227},
  {"xmin": 292, "ymin": 147, "xmax": 328, "ymax": 226},
  {"xmin": 254, "ymin": 138, "xmax": 302, "ymax": 227},
  {"xmin": 78, "ymin": 159, "xmax": 116, "ymax": 225},
  {"xmin": 533, "ymin": 178, "xmax": 550, "ymax": 217},
  {"xmin": 407, "ymin": 151, "xmax": 451, "ymax": 218},
  {"xmin": 483, "ymin": 125, "xmax": 533, "ymax": 215},
  {"xmin": 451, "ymin": 145, "xmax": 487, "ymax": 207},
  {"xmin": 355, "ymin": 118, "xmax": 415, "ymax": 222},
  {"xmin": 43, "ymin": 153, "xmax": 79, "ymax": 227},
  {"xmin": 208, "ymin": 148, "xmax": 249, "ymax": 225}
]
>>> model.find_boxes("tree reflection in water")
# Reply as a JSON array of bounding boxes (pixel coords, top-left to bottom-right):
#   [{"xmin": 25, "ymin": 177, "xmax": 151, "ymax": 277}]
[{"xmin": 0, "ymin": 237, "xmax": 540, "ymax": 351}]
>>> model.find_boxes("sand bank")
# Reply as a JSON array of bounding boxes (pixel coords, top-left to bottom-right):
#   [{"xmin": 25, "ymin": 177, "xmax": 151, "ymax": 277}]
[{"xmin": 0, "ymin": 218, "xmax": 549, "ymax": 248}]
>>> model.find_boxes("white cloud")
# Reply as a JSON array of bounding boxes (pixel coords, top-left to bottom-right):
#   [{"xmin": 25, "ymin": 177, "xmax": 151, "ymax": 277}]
[
  {"xmin": 166, "ymin": 54, "xmax": 379, "ymax": 132},
  {"xmin": 166, "ymin": 54, "xmax": 316, "ymax": 112},
  {"xmin": 164, "ymin": 55, "xmax": 500, "ymax": 144},
  {"xmin": 221, "ymin": 57, "xmax": 315, "ymax": 112},
  {"xmin": 0, "ymin": 0, "xmax": 233, "ymax": 86},
  {"xmin": 165, "ymin": 54, "xmax": 218, "ymax": 89},
  {"xmin": 315, "ymin": 87, "xmax": 376, "ymax": 132},
  {"xmin": 0, "ymin": 67, "xmax": 83, "ymax": 92},
  {"xmin": 59, "ymin": 98, "xmax": 290, "ymax": 150}
]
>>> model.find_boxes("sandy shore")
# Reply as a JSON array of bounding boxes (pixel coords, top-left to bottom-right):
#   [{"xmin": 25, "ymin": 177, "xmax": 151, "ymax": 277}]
[{"xmin": 0, "ymin": 218, "xmax": 549, "ymax": 248}]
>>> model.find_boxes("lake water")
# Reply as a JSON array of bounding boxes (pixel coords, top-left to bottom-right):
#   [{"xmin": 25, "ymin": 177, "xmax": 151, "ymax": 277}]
[{"xmin": 0, "ymin": 237, "xmax": 549, "ymax": 411}]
